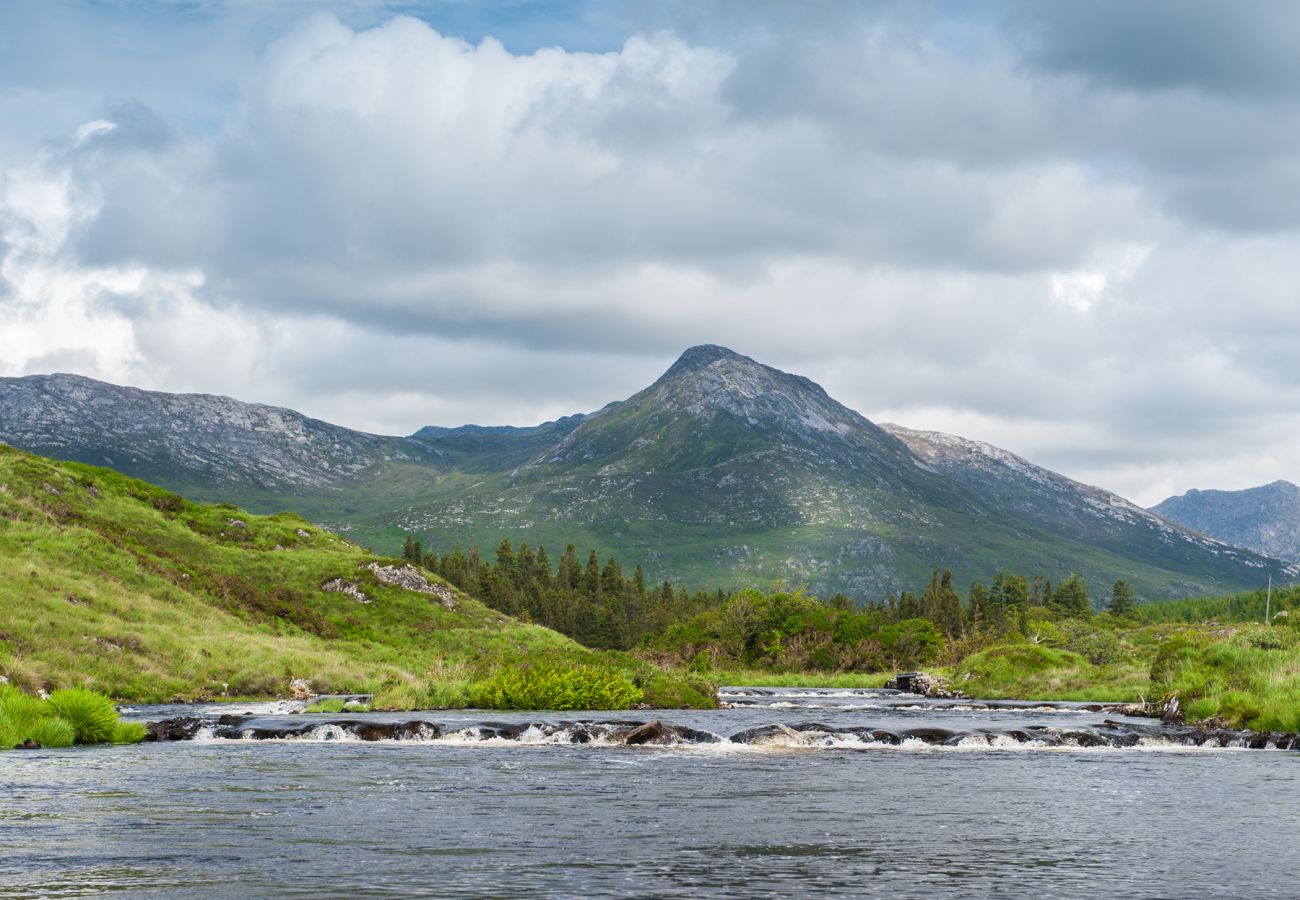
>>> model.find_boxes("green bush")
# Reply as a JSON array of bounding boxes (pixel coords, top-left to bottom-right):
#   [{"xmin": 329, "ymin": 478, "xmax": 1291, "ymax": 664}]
[
  {"xmin": 475, "ymin": 662, "xmax": 643, "ymax": 710},
  {"xmin": 45, "ymin": 688, "xmax": 119, "ymax": 744}
]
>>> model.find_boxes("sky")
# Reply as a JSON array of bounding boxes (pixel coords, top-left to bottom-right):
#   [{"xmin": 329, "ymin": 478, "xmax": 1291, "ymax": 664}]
[{"xmin": 2, "ymin": 0, "xmax": 1299, "ymax": 506}]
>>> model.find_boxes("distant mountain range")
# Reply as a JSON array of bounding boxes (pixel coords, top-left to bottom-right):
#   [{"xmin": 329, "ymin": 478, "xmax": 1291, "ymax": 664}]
[
  {"xmin": 1152, "ymin": 481, "xmax": 1300, "ymax": 564},
  {"xmin": 2, "ymin": 346, "xmax": 1295, "ymax": 599}
]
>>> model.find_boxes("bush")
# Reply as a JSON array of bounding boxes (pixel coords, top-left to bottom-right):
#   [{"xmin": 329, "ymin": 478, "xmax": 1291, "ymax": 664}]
[
  {"xmin": 45, "ymin": 688, "xmax": 119, "ymax": 744},
  {"xmin": 475, "ymin": 662, "xmax": 643, "ymax": 710},
  {"xmin": 1056, "ymin": 619, "xmax": 1124, "ymax": 665}
]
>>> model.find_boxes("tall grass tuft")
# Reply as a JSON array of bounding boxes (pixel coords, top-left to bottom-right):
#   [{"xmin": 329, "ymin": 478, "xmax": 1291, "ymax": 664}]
[
  {"xmin": 45, "ymin": 688, "xmax": 120, "ymax": 744},
  {"xmin": 111, "ymin": 721, "xmax": 147, "ymax": 744},
  {"xmin": 475, "ymin": 662, "xmax": 643, "ymax": 710},
  {"xmin": 27, "ymin": 717, "xmax": 77, "ymax": 748}
]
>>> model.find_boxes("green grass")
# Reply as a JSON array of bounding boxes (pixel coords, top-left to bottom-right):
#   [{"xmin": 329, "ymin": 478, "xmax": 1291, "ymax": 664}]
[
  {"xmin": 707, "ymin": 670, "xmax": 892, "ymax": 689},
  {"xmin": 1151, "ymin": 625, "xmax": 1300, "ymax": 731},
  {"xmin": 303, "ymin": 698, "xmax": 373, "ymax": 713},
  {"xmin": 474, "ymin": 662, "xmax": 644, "ymax": 711},
  {"xmin": 0, "ymin": 445, "xmax": 709, "ymax": 709},
  {"xmin": 45, "ymin": 688, "xmax": 119, "ymax": 743},
  {"xmin": 0, "ymin": 683, "xmax": 140, "ymax": 750},
  {"xmin": 951, "ymin": 643, "xmax": 1150, "ymax": 702}
]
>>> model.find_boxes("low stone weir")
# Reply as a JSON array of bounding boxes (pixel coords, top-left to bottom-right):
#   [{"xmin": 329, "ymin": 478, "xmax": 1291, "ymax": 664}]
[{"xmin": 142, "ymin": 715, "xmax": 1300, "ymax": 751}]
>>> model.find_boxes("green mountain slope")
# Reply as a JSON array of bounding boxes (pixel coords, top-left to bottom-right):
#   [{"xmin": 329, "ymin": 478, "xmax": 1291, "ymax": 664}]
[{"xmin": 0, "ymin": 444, "xmax": 692, "ymax": 706}]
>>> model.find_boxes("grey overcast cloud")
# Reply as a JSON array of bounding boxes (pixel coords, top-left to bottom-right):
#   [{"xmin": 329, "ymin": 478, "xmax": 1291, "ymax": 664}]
[{"xmin": 2, "ymin": 0, "xmax": 1298, "ymax": 506}]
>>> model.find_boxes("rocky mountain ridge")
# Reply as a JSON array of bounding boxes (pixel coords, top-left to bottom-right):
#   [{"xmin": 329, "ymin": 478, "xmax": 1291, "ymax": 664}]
[
  {"xmin": 0, "ymin": 373, "xmax": 430, "ymax": 490},
  {"xmin": 1153, "ymin": 481, "xmax": 1300, "ymax": 563}
]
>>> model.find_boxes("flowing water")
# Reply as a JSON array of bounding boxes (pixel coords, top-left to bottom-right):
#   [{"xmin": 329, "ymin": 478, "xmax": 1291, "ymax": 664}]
[{"xmin": 2, "ymin": 687, "xmax": 1299, "ymax": 897}]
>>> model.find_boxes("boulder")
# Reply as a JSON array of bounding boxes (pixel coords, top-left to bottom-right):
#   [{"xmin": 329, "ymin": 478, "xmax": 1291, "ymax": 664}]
[
  {"xmin": 144, "ymin": 717, "xmax": 206, "ymax": 741},
  {"xmin": 622, "ymin": 720, "xmax": 666, "ymax": 745}
]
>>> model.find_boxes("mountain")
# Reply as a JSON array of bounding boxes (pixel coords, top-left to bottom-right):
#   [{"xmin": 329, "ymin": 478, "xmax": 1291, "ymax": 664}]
[
  {"xmin": 1152, "ymin": 481, "xmax": 1300, "ymax": 564},
  {"xmin": 2, "ymin": 347, "xmax": 1296, "ymax": 599},
  {"xmin": 0, "ymin": 373, "xmax": 434, "ymax": 495},
  {"xmin": 882, "ymin": 424, "xmax": 1286, "ymax": 589}
]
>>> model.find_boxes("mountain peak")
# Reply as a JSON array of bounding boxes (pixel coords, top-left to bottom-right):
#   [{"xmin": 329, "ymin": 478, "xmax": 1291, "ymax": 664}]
[{"xmin": 656, "ymin": 345, "xmax": 753, "ymax": 383}]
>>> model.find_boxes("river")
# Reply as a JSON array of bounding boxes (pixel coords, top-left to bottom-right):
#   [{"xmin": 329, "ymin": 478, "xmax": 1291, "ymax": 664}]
[{"xmin": 2, "ymin": 687, "xmax": 1298, "ymax": 897}]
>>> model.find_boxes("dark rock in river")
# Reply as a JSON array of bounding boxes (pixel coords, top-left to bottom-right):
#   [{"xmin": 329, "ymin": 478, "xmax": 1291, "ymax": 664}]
[
  {"xmin": 729, "ymin": 724, "xmax": 804, "ymax": 745},
  {"xmin": 145, "ymin": 717, "xmax": 207, "ymax": 741},
  {"xmin": 901, "ymin": 727, "xmax": 960, "ymax": 744},
  {"xmin": 623, "ymin": 720, "xmax": 667, "ymax": 745}
]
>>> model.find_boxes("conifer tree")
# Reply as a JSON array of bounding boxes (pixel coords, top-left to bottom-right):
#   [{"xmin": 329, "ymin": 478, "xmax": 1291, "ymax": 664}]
[
  {"xmin": 1054, "ymin": 573, "xmax": 1091, "ymax": 618},
  {"xmin": 1107, "ymin": 579, "xmax": 1135, "ymax": 617}
]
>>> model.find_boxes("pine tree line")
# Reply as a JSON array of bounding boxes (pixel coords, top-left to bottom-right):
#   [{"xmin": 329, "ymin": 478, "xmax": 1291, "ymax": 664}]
[
  {"xmin": 406, "ymin": 538, "xmax": 721, "ymax": 650},
  {"xmin": 401, "ymin": 535, "xmax": 1138, "ymax": 656}
]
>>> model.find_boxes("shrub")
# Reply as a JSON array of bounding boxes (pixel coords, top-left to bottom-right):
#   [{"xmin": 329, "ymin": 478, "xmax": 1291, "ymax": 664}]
[
  {"xmin": 475, "ymin": 662, "xmax": 643, "ymax": 710},
  {"xmin": 45, "ymin": 688, "xmax": 119, "ymax": 744}
]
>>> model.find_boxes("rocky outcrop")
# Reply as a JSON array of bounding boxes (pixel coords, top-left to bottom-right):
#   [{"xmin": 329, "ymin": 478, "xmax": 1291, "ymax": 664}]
[
  {"xmin": 363, "ymin": 564, "xmax": 455, "ymax": 608},
  {"xmin": 321, "ymin": 578, "xmax": 370, "ymax": 604}
]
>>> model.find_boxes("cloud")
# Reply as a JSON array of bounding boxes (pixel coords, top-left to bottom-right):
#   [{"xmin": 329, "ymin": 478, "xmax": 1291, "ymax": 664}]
[
  {"xmin": 2, "ymin": 4, "xmax": 1300, "ymax": 508},
  {"xmin": 1008, "ymin": 0, "xmax": 1300, "ymax": 98}
]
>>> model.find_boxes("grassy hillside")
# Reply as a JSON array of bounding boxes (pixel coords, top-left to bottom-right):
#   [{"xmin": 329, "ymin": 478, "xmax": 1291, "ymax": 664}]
[{"xmin": 0, "ymin": 444, "xmax": 709, "ymax": 708}]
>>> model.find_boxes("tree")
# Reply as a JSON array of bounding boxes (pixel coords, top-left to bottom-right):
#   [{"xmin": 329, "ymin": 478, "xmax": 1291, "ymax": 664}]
[
  {"xmin": 1054, "ymin": 573, "xmax": 1091, "ymax": 619},
  {"xmin": 1107, "ymin": 579, "xmax": 1136, "ymax": 617},
  {"xmin": 992, "ymin": 571, "xmax": 1030, "ymax": 635}
]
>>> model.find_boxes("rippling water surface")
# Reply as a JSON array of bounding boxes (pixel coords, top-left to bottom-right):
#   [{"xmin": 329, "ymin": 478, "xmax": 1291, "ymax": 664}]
[{"xmin": 2, "ymin": 688, "xmax": 1298, "ymax": 897}]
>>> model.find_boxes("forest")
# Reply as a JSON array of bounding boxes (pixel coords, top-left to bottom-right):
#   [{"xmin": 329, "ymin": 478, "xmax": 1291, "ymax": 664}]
[{"xmin": 407, "ymin": 536, "xmax": 1143, "ymax": 672}]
